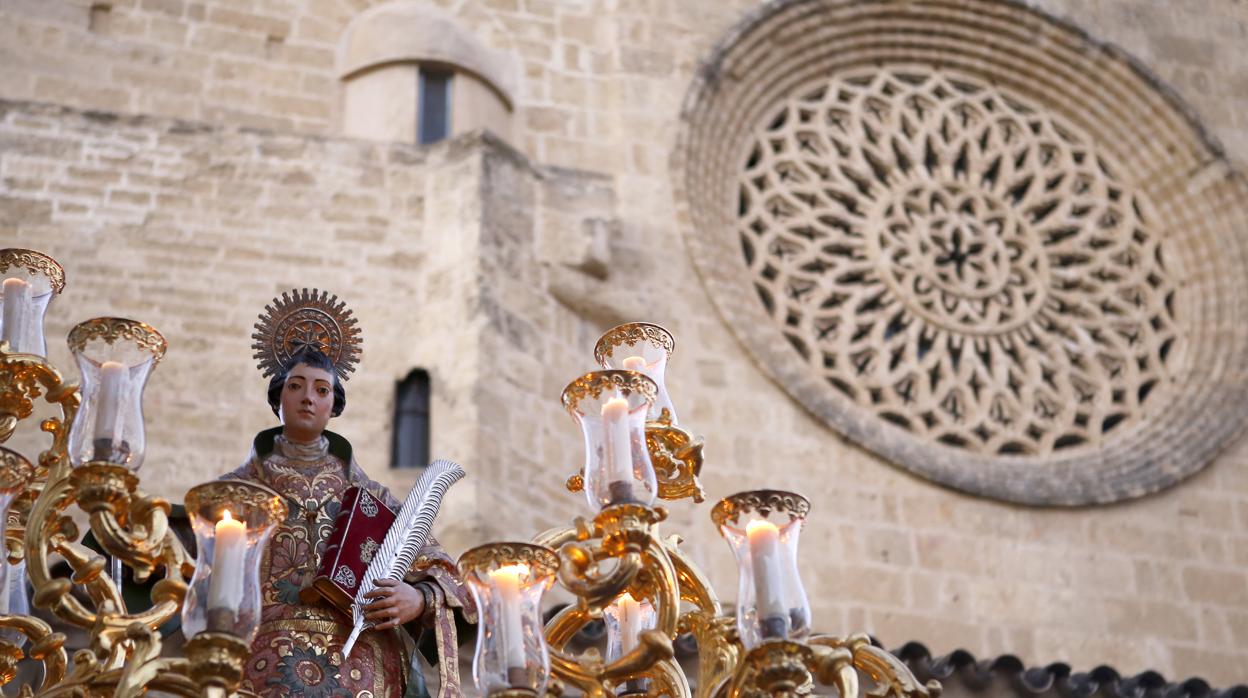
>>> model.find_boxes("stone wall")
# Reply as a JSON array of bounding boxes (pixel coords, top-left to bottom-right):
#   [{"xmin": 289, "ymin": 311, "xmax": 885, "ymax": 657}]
[
  {"xmin": 2, "ymin": 0, "xmax": 1248, "ymax": 687},
  {"xmin": 1, "ymin": 0, "xmax": 1244, "ymax": 168}
]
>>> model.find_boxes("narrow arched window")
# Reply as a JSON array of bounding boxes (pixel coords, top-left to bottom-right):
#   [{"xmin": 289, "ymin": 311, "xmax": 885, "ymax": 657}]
[
  {"xmin": 392, "ymin": 369, "xmax": 430, "ymax": 469},
  {"xmin": 418, "ymin": 66, "xmax": 453, "ymax": 144}
]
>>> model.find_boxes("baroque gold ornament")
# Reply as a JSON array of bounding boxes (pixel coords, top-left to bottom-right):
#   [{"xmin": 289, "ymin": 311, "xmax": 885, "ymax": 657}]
[
  {"xmin": 560, "ymin": 370, "xmax": 657, "ymax": 411},
  {"xmin": 592, "ymin": 322, "xmax": 675, "ymax": 367},
  {"xmin": 0, "ymin": 251, "xmax": 208, "ymax": 697},
  {"xmin": 65, "ymin": 318, "xmax": 167, "ymax": 362},
  {"xmin": 467, "ymin": 319, "xmax": 939, "ymax": 698},
  {"xmin": 565, "ymin": 414, "xmax": 706, "ymax": 504},
  {"xmin": 0, "ymin": 349, "xmax": 79, "ymax": 449},
  {"xmin": 0, "ymin": 249, "xmax": 941, "ymax": 698},
  {"xmin": 711, "ymin": 490, "xmax": 810, "ymax": 529},
  {"xmin": 0, "ymin": 448, "xmax": 35, "ymax": 492},
  {"xmin": 0, "ymin": 249, "xmax": 66, "ymax": 295}
]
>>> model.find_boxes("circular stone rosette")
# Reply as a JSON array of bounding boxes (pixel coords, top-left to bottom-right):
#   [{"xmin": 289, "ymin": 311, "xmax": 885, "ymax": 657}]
[{"xmin": 673, "ymin": 0, "xmax": 1248, "ymax": 505}]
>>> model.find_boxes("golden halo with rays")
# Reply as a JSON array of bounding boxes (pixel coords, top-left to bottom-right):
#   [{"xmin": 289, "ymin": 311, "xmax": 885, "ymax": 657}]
[{"xmin": 250, "ymin": 288, "xmax": 362, "ymax": 382}]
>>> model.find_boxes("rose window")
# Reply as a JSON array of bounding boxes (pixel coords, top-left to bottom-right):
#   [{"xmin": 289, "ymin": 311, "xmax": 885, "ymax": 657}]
[
  {"xmin": 675, "ymin": 0, "xmax": 1248, "ymax": 505},
  {"xmin": 738, "ymin": 69, "xmax": 1178, "ymax": 457}
]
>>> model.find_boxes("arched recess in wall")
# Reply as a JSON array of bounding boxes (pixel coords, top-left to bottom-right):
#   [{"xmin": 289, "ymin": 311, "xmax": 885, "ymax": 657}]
[
  {"xmin": 338, "ymin": 1, "xmax": 516, "ymax": 145},
  {"xmin": 392, "ymin": 368, "xmax": 431, "ymax": 469}
]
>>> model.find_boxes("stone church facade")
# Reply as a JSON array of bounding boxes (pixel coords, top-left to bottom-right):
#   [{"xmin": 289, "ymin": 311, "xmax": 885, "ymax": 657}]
[{"xmin": 2, "ymin": 0, "xmax": 1247, "ymax": 688}]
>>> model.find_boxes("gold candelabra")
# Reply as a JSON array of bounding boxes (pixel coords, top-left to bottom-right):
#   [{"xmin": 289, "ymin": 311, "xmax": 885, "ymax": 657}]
[
  {"xmin": 458, "ymin": 323, "xmax": 943, "ymax": 698},
  {"xmin": 0, "ymin": 248, "xmax": 941, "ymax": 698},
  {"xmin": 0, "ymin": 249, "xmax": 283, "ymax": 696}
]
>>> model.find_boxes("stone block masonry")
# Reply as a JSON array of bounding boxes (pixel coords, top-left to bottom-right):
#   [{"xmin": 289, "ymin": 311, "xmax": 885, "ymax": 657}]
[{"xmin": 3, "ymin": 0, "xmax": 1248, "ymax": 686}]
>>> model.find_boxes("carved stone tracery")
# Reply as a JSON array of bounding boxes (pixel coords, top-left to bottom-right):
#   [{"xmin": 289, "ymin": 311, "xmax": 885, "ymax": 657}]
[
  {"xmin": 739, "ymin": 68, "xmax": 1179, "ymax": 457},
  {"xmin": 674, "ymin": 0, "xmax": 1248, "ymax": 505}
]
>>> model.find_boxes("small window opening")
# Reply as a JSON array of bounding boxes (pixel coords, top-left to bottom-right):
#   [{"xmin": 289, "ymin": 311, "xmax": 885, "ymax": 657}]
[
  {"xmin": 418, "ymin": 68, "xmax": 453, "ymax": 144},
  {"xmin": 392, "ymin": 369, "xmax": 431, "ymax": 469}
]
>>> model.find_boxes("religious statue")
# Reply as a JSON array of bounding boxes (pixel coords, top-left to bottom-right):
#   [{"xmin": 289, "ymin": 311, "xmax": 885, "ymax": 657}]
[{"xmin": 219, "ymin": 288, "xmax": 475, "ymax": 697}]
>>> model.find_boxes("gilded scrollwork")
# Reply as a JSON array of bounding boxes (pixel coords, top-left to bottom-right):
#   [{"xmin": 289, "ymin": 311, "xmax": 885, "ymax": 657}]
[
  {"xmin": 593, "ymin": 322, "xmax": 675, "ymax": 366},
  {"xmin": 0, "ymin": 337, "xmax": 200, "ymax": 696},
  {"xmin": 711, "ymin": 490, "xmax": 810, "ymax": 529},
  {"xmin": 0, "ymin": 248, "xmax": 942, "ymax": 698},
  {"xmin": 534, "ymin": 503, "xmax": 737, "ymax": 698},
  {"xmin": 184, "ymin": 632, "xmax": 253, "ymax": 691},
  {"xmin": 66, "ymin": 318, "xmax": 167, "ymax": 362},
  {"xmin": 0, "ymin": 352, "xmax": 79, "ymax": 448},
  {"xmin": 0, "ymin": 448, "xmax": 34, "ymax": 493},
  {"xmin": 0, "ymin": 448, "xmax": 36, "ymax": 565},
  {"xmin": 723, "ymin": 641, "xmax": 819, "ymax": 698},
  {"xmin": 564, "ymin": 418, "xmax": 706, "ymax": 503},
  {"xmin": 184, "ymin": 479, "xmax": 289, "ymax": 528},
  {"xmin": 678, "ymin": 610, "xmax": 739, "ymax": 698},
  {"xmin": 645, "ymin": 418, "xmax": 706, "ymax": 503},
  {"xmin": 0, "ymin": 612, "xmax": 68, "ymax": 692},
  {"xmin": 458, "ymin": 542, "xmax": 561, "ymax": 580},
  {"xmin": 808, "ymin": 635, "xmax": 941, "ymax": 698},
  {"xmin": 0, "ymin": 249, "xmax": 65, "ymax": 295},
  {"xmin": 560, "ymin": 370, "xmax": 658, "ymax": 413}
]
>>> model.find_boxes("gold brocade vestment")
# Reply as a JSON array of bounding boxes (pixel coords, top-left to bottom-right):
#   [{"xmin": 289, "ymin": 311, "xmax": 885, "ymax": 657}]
[{"xmin": 222, "ymin": 431, "xmax": 473, "ymax": 698}]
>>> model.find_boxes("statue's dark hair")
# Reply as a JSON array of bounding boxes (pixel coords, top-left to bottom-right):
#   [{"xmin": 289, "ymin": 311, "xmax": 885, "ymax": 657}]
[{"xmin": 266, "ymin": 348, "xmax": 347, "ymax": 418}]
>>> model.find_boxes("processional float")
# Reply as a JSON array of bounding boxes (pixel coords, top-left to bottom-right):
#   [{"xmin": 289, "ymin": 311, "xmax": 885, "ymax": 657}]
[{"xmin": 0, "ymin": 247, "xmax": 940, "ymax": 698}]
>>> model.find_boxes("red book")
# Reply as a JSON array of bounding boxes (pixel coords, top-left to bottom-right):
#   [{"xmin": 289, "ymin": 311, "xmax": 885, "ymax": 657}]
[{"xmin": 300, "ymin": 486, "xmax": 396, "ymax": 613}]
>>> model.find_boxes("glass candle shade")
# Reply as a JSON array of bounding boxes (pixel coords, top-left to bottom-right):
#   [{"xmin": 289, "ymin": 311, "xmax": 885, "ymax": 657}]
[
  {"xmin": 181, "ymin": 480, "xmax": 287, "ymax": 642},
  {"xmin": 0, "ymin": 449, "xmax": 34, "ymax": 643},
  {"xmin": 458, "ymin": 543, "xmax": 559, "ymax": 696},
  {"xmin": 0, "ymin": 249, "xmax": 65, "ymax": 357},
  {"xmin": 562, "ymin": 370, "xmax": 659, "ymax": 512},
  {"xmin": 66, "ymin": 319, "xmax": 167, "ymax": 470},
  {"xmin": 604, "ymin": 591, "xmax": 657, "ymax": 695},
  {"xmin": 712, "ymin": 490, "xmax": 812, "ymax": 649},
  {"xmin": 594, "ymin": 322, "xmax": 677, "ymax": 424}
]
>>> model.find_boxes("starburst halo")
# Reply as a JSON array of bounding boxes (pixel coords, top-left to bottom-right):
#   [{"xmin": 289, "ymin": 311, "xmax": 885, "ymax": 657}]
[{"xmin": 251, "ymin": 288, "xmax": 362, "ymax": 382}]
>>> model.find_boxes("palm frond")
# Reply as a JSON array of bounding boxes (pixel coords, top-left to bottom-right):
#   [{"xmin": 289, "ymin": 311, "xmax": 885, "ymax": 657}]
[{"xmin": 341, "ymin": 459, "xmax": 466, "ymax": 657}]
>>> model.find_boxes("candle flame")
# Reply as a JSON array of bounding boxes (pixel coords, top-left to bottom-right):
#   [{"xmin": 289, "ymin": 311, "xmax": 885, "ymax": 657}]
[
  {"xmin": 490, "ymin": 563, "xmax": 529, "ymax": 580},
  {"xmin": 601, "ymin": 395, "xmax": 630, "ymax": 417},
  {"xmin": 221, "ymin": 509, "xmax": 233, "ymax": 523},
  {"xmin": 622, "ymin": 356, "xmax": 646, "ymax": 371},
  {"xmin": 746, "ymin": 518, "xmax": 779, "ymax": 537}
]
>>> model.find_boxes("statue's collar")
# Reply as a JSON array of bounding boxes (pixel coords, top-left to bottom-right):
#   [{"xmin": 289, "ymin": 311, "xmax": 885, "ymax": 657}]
[{"xmin": 253, "ymin": 426, "xmax": 353, "ymax": 463}]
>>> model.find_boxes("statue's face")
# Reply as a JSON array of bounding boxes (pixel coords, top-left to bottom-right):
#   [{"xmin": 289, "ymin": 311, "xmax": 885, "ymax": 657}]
[{"xmin": 278, "ymin": 363, "xmax": 335, "ymax": 441}]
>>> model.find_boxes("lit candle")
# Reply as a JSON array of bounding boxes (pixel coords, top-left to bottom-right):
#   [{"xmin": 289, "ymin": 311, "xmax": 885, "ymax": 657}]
[
  {"xmin": 622, "ymin": 355, "xmax": 646, "ymax": 372},
  {"xmin": 489, "ymin": 564, "xmax": 528, "ymax": 672},
  {"xmin": 600, "ymin": 396, "xmax": 635, "ymax": 503},
  {"xmin": 616, "ymin": 592, "xmax": 644, "ymax": 654},
  {"xmin": 746, "ymin": 518, "xmax": 788, "ymax": 639},
  {"xmin": 1, "ymin": 278, "xmax": 29, "ymax": 352},
  {"xmin": 93, "ymin": 361, "xmax": 126, "ymax": 460},
  {"xmin": 0, "ymin": 561, "xmax": 9, "ymax": 616},
  {"xmin": 206, "ymin": 510, "xmax": 247, "ymax": 617}
]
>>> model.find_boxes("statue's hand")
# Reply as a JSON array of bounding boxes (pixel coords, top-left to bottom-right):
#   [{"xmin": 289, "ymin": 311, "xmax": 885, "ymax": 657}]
[{"xmin": 362, "ymin": 578, "xmax": 426, "ymax": 630}]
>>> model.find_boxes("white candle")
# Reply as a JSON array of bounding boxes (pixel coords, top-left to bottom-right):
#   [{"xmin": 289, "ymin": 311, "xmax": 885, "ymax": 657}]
[
  {"xmin": 0, "ymin": 561, "xmax": 9, "ymax": 616},
  {"xmin": 1, "ymin": 278, "xmax": 29, "ymax": 352},
  {"xmin": 622, "ymin": 355, "xmax": 646, "ymax": 372},
  {"xmin": 93, "ymin": 361, "xmax": 127, "ymax": 447},
  {"xmin": 489, "ymin": 564, "xmax": 528, "ymax": 670},
  {"xmin": 600, "ymin": 396, "xmax": 634, "ymax": 486},
  {"xmin": 7, "ymin": 561, "xmax": 27, "ymax": 616},
  {"xmin": 615, "ymin": 591, "xmax": 645, "ymax": 654},
  {"xmin": 206, "ymin": 510, "xmax": 247, "ymax": 614},
  {"xmin": 746, "ymin": 519, "xmax": 787, "ymax": 630}
]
